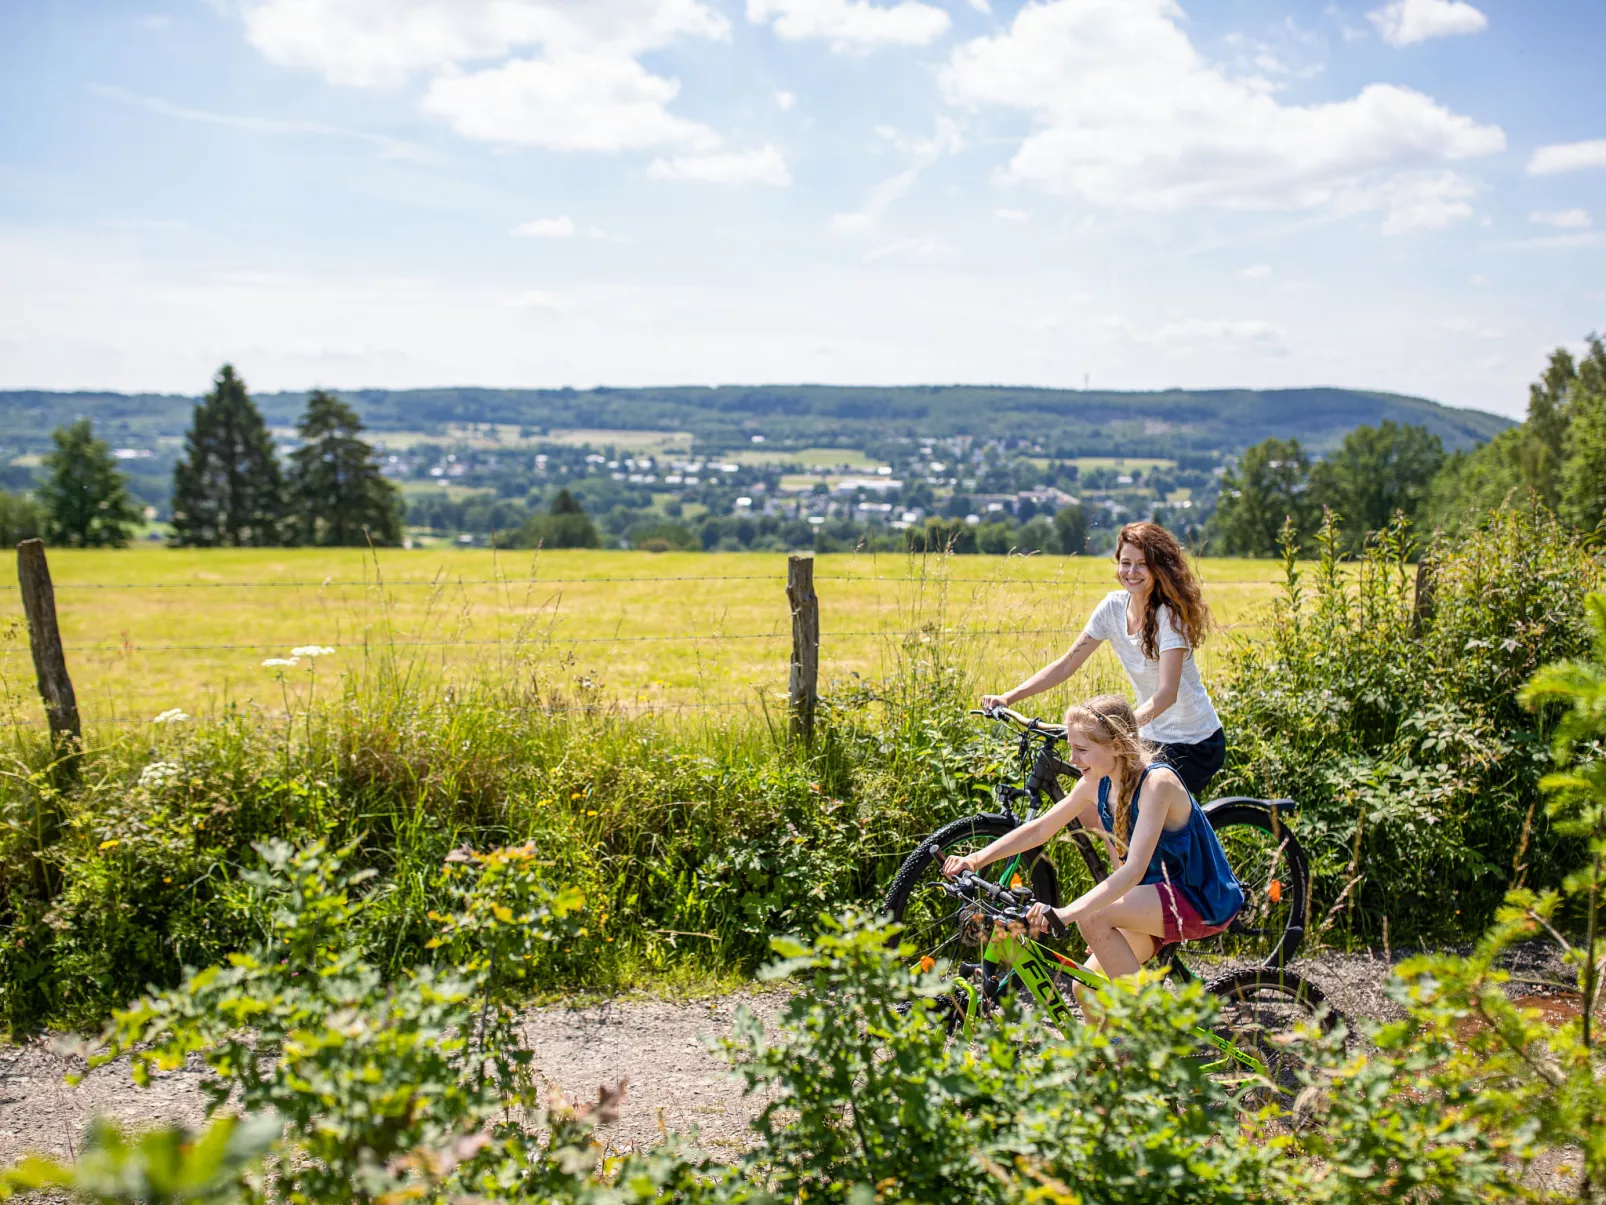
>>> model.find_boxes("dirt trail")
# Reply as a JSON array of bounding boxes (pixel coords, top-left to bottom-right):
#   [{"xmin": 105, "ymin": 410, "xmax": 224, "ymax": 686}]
[{"xmin": 0, "ymin": 949, "xmax": 1577, "ymax": 1166}]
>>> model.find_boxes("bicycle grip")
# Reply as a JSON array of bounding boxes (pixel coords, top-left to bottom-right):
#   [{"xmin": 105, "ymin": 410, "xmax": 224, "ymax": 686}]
[{"xmin": 1044, "ymin": 911, "xmax": 1068, "ymax": 940}]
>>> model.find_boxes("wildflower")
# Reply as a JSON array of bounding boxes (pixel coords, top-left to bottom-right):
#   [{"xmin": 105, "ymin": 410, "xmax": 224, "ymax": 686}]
[
  {"xmin": 98, "ymin": 839, "xmax": 120, "ymax": 851},
  {"xmin": 262, "ymin": 657, "xmax": 299, "ymax": 668},
  {"xmin": 291, "ymin": 645, "xmax": 336, "ymax": 658},
  {"xmin": 151, "ymin": 708, "xmax": 190, "ymax": 725},
  {"xmin": 138, "ymin": 761, "xmax": 183, "ymax": 789}
]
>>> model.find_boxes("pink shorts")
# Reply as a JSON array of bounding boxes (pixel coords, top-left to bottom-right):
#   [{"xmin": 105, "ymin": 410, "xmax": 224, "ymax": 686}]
[{"xmin": 1156, "ymin": 883, "xmax": 1232, "ymax": 943}]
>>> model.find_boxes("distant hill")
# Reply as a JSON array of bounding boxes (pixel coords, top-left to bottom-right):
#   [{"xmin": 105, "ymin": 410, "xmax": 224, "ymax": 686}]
[{"xmin": 0, "ymin": 382, "xmax": 1511, "ymax": 459}]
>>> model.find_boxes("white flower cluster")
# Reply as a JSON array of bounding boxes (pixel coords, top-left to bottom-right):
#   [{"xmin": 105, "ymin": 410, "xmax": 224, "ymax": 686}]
[
  {"xmin": 151, "ymin": 708, "xmax": 190, "ymax": 725},
  {"xmin": 262, "ymin": 646, "xmax": 338, "ymax": 669},
  {"xmin": 138, "ymin": 761, "xmax": 183, "ymax": 790}
]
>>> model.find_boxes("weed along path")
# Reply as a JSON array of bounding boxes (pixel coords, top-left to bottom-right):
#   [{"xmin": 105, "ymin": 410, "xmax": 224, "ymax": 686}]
[
  {"xmin": 0, "ymin": 988, "xmax": 791, "ymax": 1165},
  {"xmin": 0, "ymin": 950, "xmax": 1576, "ymax": 1166}
]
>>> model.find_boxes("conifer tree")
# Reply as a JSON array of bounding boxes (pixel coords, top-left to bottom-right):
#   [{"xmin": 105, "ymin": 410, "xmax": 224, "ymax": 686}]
[
  {"xmin": 39, "ymin": 419, "xmax": 140, "ymax": 548},
  {"xmin": 171, "ymin": 364, "xmax": 285, "ymax": 546},
  {"xmin": 285, "ymin": 390, "xmax": 401, "ymax": 545}
]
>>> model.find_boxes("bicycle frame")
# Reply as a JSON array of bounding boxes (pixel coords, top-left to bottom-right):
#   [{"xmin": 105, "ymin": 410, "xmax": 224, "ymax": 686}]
[{"xmin": 947, "ymin": 912, "xmax": 1272, "ymax": 1078}]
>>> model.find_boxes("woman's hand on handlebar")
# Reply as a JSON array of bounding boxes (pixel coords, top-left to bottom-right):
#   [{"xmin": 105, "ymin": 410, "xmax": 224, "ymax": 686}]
[
  {"xmin": 979, "ymin": 693, "xmax": 1012, "ymax": 714},
  {"xmin": 942, "ymin": 853, "xmax": 979, "ymax": 878},
  {"xmin": 1027, "ymin": 902, "xmax": 1071, "ymax": 937}
]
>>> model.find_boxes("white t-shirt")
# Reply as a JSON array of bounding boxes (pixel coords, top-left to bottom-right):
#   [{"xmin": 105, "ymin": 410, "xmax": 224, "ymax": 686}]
[{"xmin": 1082, "ymin": 589, "xmax": 1221, "ymax": 745}]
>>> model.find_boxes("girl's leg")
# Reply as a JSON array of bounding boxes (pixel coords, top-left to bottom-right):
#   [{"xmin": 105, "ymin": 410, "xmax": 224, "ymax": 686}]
[{"xmin": 1071, "ymin": 886, "xmax": 1167, "ymax": 1015}]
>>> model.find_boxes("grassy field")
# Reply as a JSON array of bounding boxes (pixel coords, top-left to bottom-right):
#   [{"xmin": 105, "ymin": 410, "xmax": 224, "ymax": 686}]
[{"xmin": 0, "ymin": 549, "xmax": 1284, "ymax": 727}]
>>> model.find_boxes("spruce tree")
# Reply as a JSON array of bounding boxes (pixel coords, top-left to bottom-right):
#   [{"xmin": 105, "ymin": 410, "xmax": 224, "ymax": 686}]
[
  {"xmin": 39, "ymin": 419, "xmax": 141, "ymax": 548},
  {"xmin": 285, "ymin": 390, "xmax": 401, "ymax": 545},
  {"xmin": 1560, "ymin": 337, "xmax": 1606, "ymax": 531},
  {"xmin": 171, "ymin": 364, "xmax": 285, "ymax": 546}
]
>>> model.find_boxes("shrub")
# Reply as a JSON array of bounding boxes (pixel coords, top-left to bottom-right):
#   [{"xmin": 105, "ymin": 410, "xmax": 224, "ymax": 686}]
[{"xmin": 1215, "ymin": 501, "xmax": 1599, "ymax": 942}]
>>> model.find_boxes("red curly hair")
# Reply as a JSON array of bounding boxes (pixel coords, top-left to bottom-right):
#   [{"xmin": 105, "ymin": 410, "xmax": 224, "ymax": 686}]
[{"xmin": 1114, "ymin": 522, "xmax": 1212, "ymax": 660}]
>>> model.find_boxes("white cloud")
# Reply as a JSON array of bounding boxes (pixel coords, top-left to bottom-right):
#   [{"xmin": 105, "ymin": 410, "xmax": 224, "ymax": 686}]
[
  {"xmin": 1373, "ymin": 169, "xmax": 1476, "ymax": 234},
  {"xmin": 863, "ymin": 236, "xmax": 951, "ymax": 261},
  {"xmin": 512, "ymin": 215, "xmax": 576, "ymax": 238},
  {"xmin": 1530, "ymin": 208, "xmax": 1591, "ymax": 230},
  {"xmin": 774, "ymin": 90, "xmax": 797, "ymax": 111},
  {"xmin": 423, "ymin": 55, "xmax": 719, "ymax": 151},
  {"xmin": 942, "ymin": 0, "xmax": 1502, "ymax": 232},
  {"xmin": 1240, "ymin": 263, "xmax": 1272, "ymax": 279},
  {"xmin": 647, "ymin": 145, "xmax": 791, "ymax": 185},
  {"xmin": 100, "ymin": 218, "xmax": 187, "ymax": 231},
  {"xmin": 968, "ymin": 0, "xmax": 991, "ymax": 11},
  {"xmin": 233, "ymin": 1, "xmax": 731, "ymax": 155},
  {"xmin": 831, "ymin": 118, "xmax": 962, "ymax": 233},
  {"xmin": 237, "ymin": 0, "xmax": 729, "ymax": 87},
  {"xmin": 994, "ymin": 207, "xmax": 1029, "ymax": 221},
  {"xmin": 747, "ymin": 0, "xmax": 950, "ymax": 51},
  {"xmin": 1368, "ymin": 0, "xmax": 1487, "ymax": 47},
  {"xmin": 1142, "ymin": 318, "xmax": 1288, "ymax": 356},
  {"xmin": 1528, "ymin": 140, "xmax": 1606, "ymax": 175},
  {"xmin": 1506, "ymin": 232, "xmax": 1606, "ymax": 251}
]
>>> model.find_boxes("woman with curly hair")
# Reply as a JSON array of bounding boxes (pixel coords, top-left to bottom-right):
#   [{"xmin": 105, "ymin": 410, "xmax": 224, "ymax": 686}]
[{"xmin": 980, "ymin": 521, "xmax": 1225, "ymax": 796}]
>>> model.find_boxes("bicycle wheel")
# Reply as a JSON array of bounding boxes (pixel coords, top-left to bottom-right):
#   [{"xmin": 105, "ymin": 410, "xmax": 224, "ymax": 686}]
[
  {"xmin": 882, "ymin": 814, "xmax": 1059, "ymax": 970},
  {"xmin": 1198, "ymin": 803, "xmax": 1310, "ymax": 969},
  {"xmin": 1206, "ymin": 966, "xmax": 1336, "ymax": 1111}
]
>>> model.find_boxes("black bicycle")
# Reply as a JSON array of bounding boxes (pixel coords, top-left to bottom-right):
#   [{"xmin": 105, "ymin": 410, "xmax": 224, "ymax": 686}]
[{"xmin": 883, "ymin": 706, "xmax": 1312, "ymax": 983}]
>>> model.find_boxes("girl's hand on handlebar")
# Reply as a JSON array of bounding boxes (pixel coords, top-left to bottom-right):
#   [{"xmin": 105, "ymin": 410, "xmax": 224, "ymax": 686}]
[
  {"xmin": 1027, "ymin": 902, "xmax": 1070, "ymax": 937},
  {"xmin": 942, "ymin": 854, "xmax": 979, "ymax": 878},
  {"xmin": 979, "ymin": 694, "xmax": 1010, "ymax": 713}
]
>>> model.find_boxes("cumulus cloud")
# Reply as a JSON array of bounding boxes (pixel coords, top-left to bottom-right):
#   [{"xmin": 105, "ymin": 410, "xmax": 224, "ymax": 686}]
[
  {"xmin": 1239, "ymin": 263, "xmax": 1272, "ymax": 279},
  {"xmin": 1529, "ymin": 140, "xmax": 1606, "ymax": 175},
  {"xmin": 233, "ymin": 0, "xmax": 730, "ymax": 154},
  {"xmin": 1531, "ymin": 209, "xmax": 1591, "ymax": 230},
  {"xmin": 1368, "ymin": 0, "xmax": 1487, "ymax": 47},
  {"xmin": 423, "ymin": 55, "xmax": 719, "ymax": 151},
  {"xmin": 863, "ymin": 236, "xmax": 951, "ymax": 261},
  {"xmin": 830, "ymin": 118, "xmax": 962, "ymax": 233},
  {"xmin": 512, "ymin": 216, "xmax": 575, "ymax": 237},
  {"xmin": 647, "ymin": 145, "xmax": 791, "ymax": 185},
  {"xmin": 774, "ymin": 90, "xmax": 796, "ymax": 111},
  {"xmin": 994, "ymin": 207, "xmax": 1029, "ymax": 221},
  {"xmin": 747, "ymin": 0, "xmax": 950, "ymax": 51},
  {"xmin": 942, "ymin": 0, "xmax": 1502, "ymax": 233}
]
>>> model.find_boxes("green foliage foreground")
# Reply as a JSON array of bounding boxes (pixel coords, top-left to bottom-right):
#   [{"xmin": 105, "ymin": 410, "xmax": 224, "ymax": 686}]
[{"xmin": 6, "ymin": 770, "xmax": 1605, "ymax": 1204}]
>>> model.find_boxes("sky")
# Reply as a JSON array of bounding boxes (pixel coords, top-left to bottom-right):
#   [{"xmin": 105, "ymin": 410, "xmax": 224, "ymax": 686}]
[{"xmin": 1, "ymin": 0, "xmax": 1603, "ymax": 419}]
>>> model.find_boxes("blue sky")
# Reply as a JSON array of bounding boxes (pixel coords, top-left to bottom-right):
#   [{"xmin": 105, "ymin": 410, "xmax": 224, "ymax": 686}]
[{"xmin": 1, "ymin": 0, "xmax": 1602, "ymax": 419}]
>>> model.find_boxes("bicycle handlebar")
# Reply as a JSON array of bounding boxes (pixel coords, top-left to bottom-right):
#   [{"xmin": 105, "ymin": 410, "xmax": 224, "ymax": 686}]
[
  {"xmin": 969, "ymin": 705, "xmax": 1067, "ymax": 739},
  {"xmin": 943, "ymin": 870, "xmax": 1068, "ymax": 939}
]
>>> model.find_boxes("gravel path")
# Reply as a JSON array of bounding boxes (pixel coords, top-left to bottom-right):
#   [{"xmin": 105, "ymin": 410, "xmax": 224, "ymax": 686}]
[{"xmin": 0, "ymin": 949, "xmax": 1577, "ymax": 1167}]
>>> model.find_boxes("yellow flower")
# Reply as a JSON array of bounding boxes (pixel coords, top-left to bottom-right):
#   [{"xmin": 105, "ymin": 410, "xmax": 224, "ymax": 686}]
[{"xmin": 98, "ymin": 839, "xmax": 120, "ymax": 851}]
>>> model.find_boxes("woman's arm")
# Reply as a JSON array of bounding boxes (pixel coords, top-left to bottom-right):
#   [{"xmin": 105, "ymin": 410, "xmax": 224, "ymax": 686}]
[
  {"xmin": 942, "ymin": 778, "xmax": 1100, "ymax": 877},
  {"xmin": 1131, "ymin": 647, "xmax": 1184, "ymax": 728},
  {"xmin": 982, "ymin": 630, "xmax": 1102, "ymax": 709},
  {"xmin": 1055, "ymin": 778, "xmax": 1180, "ymax": 922}
]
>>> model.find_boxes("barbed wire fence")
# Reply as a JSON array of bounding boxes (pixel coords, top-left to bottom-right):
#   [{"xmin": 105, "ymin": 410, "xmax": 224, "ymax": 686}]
[{"xmin": 6, "ymin": 547, "xmax": 1281, "ymax": 733}]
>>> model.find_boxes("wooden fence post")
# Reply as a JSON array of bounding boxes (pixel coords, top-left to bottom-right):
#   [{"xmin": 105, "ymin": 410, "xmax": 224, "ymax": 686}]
[
  {"xmin": 787, "ymin": 554, "xmax": 819, "ymax": 744},
  {"xmin": 18, "ymin": 539, "xmax": 81, "ymax": 759}
]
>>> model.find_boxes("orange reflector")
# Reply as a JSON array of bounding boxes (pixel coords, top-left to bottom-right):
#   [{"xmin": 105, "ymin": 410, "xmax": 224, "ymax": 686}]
[
  {"xmin": 1010, "ymin": 873, "xmax": 1023, "ymax": 889},
  {"xmin": 918, "ymin": 956, "xmax": 935, "ymax": 973},
  {"xmin": 1268, "ymin": 879, "xmax": 1282, "ymax": 903}
]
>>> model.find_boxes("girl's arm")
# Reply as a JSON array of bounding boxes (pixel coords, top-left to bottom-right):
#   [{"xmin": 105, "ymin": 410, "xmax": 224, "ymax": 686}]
[
  {"xmin": 1131, "ymin": 647, "xmax": 1184, "ymax": 727},
  {"xmin": 983, "ymin": 630, "xmax": 1102, "ymax": 708},
  {"xmin": 942, "ymin": 777, "xmax": 1100, "ymax": 877},
  {"xmin": 1056, "ymin": 777, "xmax": 1181, "ymax": 922}
]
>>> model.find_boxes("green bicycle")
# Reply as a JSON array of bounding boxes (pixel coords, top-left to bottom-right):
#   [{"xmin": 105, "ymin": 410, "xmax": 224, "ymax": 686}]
[{"xmin": 927, "ymin": 869, "xmax": 1335, "ymax": 1095}]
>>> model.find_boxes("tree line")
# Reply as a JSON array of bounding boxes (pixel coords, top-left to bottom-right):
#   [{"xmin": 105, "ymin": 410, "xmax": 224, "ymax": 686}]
[
  {"xmin": 1211, "ymin": 335, "xmax": 1606, "ymax": 554},
  {"xmin": 0, "ymin": 365, "xmax": 401, "ymax": 549}
]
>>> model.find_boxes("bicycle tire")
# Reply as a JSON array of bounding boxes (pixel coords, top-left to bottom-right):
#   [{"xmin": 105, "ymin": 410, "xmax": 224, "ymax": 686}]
[
  {"xmin": 882, "ymin": 814, "xmax": 1059, "ymax": 967},
  {"xmin": 1205, "ymin": 966, "xmax": 1337, "ymax": 1111},
  {"xmin": 1158, "ymin": 803, "xmax": 1311, "ymax": 973}
]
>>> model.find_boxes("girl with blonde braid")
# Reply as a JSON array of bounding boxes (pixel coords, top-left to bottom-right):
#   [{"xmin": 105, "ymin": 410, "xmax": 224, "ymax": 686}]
[{"xmin": 943, "ymin": 695, "xmax": 1244, "ymax": 1004}]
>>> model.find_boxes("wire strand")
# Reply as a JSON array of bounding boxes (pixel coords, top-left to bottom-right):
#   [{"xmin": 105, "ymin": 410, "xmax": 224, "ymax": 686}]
[{"xmin": 4, "ymin": 575, "xmax": 1282, "ymax": 590}]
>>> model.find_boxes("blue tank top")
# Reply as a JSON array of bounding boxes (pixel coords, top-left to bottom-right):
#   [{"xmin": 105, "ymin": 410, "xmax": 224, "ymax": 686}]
[{"xmin": 1096, "ymin": 764, "xmax": 1245, "ymax": 927}]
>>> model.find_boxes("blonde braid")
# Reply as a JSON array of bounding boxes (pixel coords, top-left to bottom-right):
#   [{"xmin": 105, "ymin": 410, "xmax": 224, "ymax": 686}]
[{"xmin": 1063, "ymin": 694, "xmax": 1154, "ymax": 857}]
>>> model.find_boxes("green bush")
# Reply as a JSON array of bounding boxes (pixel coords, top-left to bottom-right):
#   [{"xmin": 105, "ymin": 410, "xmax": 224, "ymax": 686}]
[{"xmin": 1216, "ymin": 501, "xmax": 1599, "ymax": 943}]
